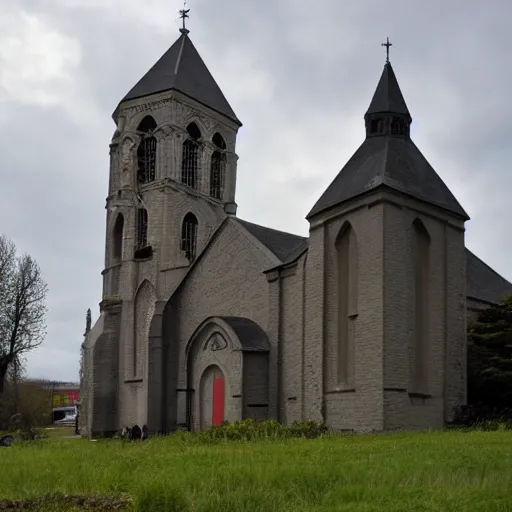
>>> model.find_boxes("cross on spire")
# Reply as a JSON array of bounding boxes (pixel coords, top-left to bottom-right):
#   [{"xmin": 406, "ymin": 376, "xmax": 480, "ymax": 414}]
[
  {"xmin": 382, "ymin": 37, "xmax": 392, "ymax": 63},
  {"xmin": 179, "ymin": 1, "xmax": 190, "ymax": 34}
]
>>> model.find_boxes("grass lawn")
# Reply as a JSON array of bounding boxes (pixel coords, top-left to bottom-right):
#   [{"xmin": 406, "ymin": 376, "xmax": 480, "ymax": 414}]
[
  {"xmin": 43, "ymin": 426, "xmax": 77, "ymax": 438},
  {"xmin": 1, "ymin": 430, "xmax": 511, "ymax": 511}
]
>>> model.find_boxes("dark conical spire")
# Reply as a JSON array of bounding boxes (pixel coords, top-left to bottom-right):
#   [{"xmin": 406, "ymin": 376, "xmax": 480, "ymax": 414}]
[
  {"xmin": 366, "ymin": 61, "xmax": 410, "ymax": 117},
  {"xmin": 364, "ymin": 61, "xmax": 411, "ymax": 138},
  {"xmin": 307, "ymin": 56, "xmax": 469, "ymax": 221},
  {"xmin": 115, "ymin": 23, "xmax": 240, "ymax": 126}
]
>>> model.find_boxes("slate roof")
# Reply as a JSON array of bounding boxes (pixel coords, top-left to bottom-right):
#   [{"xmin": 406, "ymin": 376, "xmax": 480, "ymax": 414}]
[
  {"xmin": 366, "ymin": 62, "xmax": 410, "ymax": 117},
  {"xmin": 307, "ymin": 136, "xmax": 469, "ymax": 219},
  {"xmin": 466, "ymin": 249, "xmax": 512, "ymax": 305},
  {"xmin": 307, "ymin": 61, "xmax": 468, "ymax": 220},
  {"xmin": 118, "ymin": 31, "xmax": 240, "ymax": 126},
  {"xmin": 219, "ymin": 317, "xmax": 270, "ymax": 352},
  {"xmin": 235, "ymin": 218, "xmax": 307, "ymax": 262}
]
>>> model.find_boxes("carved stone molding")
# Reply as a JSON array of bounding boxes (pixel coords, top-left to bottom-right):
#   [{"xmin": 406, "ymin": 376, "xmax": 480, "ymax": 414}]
[
  {"xmin": 123, "ymin": 98, "xmax": 174, "ymax": 116},
  {"xmin": 204, "ymin": 333, "xmax": 228, "ymax": 352},
  {"xmin": 120, "ymin": 137, "xmax": 137, "ymax": 189}
]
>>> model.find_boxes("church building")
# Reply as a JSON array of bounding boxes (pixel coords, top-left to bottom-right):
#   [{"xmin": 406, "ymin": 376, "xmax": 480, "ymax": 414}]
[{"xmin": 80, "ymin": 21, "xmax": 512, "ymax": 437}]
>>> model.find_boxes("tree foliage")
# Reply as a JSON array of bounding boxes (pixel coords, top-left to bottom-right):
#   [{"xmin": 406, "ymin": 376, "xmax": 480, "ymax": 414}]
[
  {"xmin": 467, "ymin": 295, "xmax": 512, "ymax": 411},
  {"xmin": 0, "ymin": 235, "xmax": 48, "ymax": 393},
  {"xmin": 0, "ymin": 378, "xmax": 52, "ymax": 431}
]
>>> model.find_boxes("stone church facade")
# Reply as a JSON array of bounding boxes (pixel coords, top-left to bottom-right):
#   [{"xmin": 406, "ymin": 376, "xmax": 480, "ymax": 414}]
[{"xmin": 80, "ymin": 27, "xmax": 512, "ymax": 437}]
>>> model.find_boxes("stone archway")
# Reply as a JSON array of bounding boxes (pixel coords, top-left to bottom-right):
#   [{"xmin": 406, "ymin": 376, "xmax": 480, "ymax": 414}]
[
  {"xmin": 185, "ymin": 316, "xmax": 270, "ymax": 431},
  {"xmin": 186, "ymin": 325, "xmax": 240, "ymax": 431}
]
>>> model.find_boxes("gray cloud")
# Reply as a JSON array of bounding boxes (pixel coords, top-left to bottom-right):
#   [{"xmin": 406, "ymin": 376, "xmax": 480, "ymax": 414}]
[{"xmin": 1, "ymin": 0, "xmax": 511, "ymax": 381}]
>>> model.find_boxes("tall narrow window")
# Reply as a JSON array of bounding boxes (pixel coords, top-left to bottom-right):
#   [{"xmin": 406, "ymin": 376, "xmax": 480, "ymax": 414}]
[
  {"xmin": 136, "ymin": 116, "xmax": 157, "ymax": 184},
  {"xmin": 133, "ymin": 280, "xmax": 156, "ymax": 378},
  {"xmin": 210, "ymin": 132, "xmax": 227, "ymax": 200},
  {"xmin": 112, "ymin": 213, "xmax": 124, "ymax": 262},
  {"xmin": 136, "ymin": 208, "xmax": 148, "ymax": 249},
  {"xmin": 336, "ymin": 223, "xmax": 358, "ymax": 386},
  {"xmin": 411, "ymin": 219, "xmax": 430, "ymax": 394},
  {"xmin": 110, "ymin": 213, "xmax": 124, "ymax": 295},
  {"xmin": 181, "ymin": 213, "xmax": 198, "ymax": 262},
  {"xmin": 135, "ymin": 208, "xmax": 152, "ymax": 259},
  {"xmin": 181, "ymin": 122, "xmax": 201, "ymax": 189}
]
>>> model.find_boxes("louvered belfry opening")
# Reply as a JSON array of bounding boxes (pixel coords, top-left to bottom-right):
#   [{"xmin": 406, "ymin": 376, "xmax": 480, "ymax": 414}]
[
  {"xmin": 210, "ymin": 132, "xmax": 227, "ymax": 200},
  {"xmin": 181, "ymin": 213, "xmax": 198, "ymax": 262},
  {"xmin": 181, "ymin": 122, "xmax": 201, "ymax": 189},
  {"xmin": 136, "ymin": 116, "xmax": 158, "ymax": 184}
]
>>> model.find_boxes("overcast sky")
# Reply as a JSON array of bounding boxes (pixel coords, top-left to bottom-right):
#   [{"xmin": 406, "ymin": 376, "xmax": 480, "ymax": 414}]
[{"xmin": 1, "ymin": 0, "xmax": 511, "ymax": 382}]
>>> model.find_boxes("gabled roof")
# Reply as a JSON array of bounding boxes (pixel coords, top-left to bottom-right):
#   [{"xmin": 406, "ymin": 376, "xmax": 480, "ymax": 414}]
[
  {"xmin": 466, "ymin": 249, "xmax": 512, "ymax": 305},
  {"xmin": 307, "ymin": 136, "xmax": 469, "ymax": 219},
  {"xmin": 234, "ymin": 218, "xmax": 307, "ymax": 262},
  {"xmin": 118, "ymin": 30, "xmax": 241, "ymax": 126},
  {"xmin": 366, "ymin": 62, "xmax": 410, "ymax": 117}
]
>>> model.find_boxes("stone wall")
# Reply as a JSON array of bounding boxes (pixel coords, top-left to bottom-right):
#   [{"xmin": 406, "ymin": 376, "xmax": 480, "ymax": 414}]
[{"xmin": 162, "ymin": 218, "xmax": 279, "ymax": 431}]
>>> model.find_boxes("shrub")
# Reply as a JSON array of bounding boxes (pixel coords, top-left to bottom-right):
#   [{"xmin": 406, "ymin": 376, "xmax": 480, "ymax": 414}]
[
  {"xmin": 450, "ymin": 404, "xmax": 512, "ymax": 430},
  {"xmin": 172, "ymin": 419, "xmax": 328, "ymax": 443}
]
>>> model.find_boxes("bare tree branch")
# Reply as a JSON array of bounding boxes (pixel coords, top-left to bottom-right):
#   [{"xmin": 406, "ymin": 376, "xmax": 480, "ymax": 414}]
[{"xmin": 0, "ymin": 235, "xmax": 48, "ymax": 393}]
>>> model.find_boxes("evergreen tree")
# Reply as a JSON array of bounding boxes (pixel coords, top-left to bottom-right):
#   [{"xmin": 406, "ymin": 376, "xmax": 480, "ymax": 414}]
[{"xmin": 467, "ymin": 295, "xmax": 512, "ymax": 410}]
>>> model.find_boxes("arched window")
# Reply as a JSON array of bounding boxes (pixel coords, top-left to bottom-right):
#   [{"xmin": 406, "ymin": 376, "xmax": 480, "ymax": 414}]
[
  {"xmin": 112, "ymin": 213, "xmax": 124, "ymax": 262},
  {"xmin": 136, "ymin": 116, "xmax": 157, "ymax": 184},
  {"xmin": 335, "ymin": 222, "xmax": 358, "ymax": 386},
  {"xmin": 181, "ymin": 123, "xmax": 201, "ymax": 189},
  {"xmin": 181, "ymin": 213, "xmax": 198, "ymax": 262},
  {"xmin": 411, "ymin": 219, "xmax": 430, "ymax": 394},
  {"xmin": 210, "ymin": 133, "xmax": 227, "ymax": 200},
  {"xmin": 134, "ymin": 208, "xmax": 152, "ymax": 259},
  {"xmin": 133, "ymin": 280, "xmax": 156, "ymax": 377}
]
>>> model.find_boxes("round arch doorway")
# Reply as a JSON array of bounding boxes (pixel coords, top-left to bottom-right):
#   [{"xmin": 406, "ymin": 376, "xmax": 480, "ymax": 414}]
[{"xmin": 199, "ymin": 365, "xmax": 226, "ymax": 429}]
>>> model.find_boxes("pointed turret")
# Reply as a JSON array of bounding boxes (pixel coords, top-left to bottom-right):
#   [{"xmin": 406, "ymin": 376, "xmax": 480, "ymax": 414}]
[
  {"xmin": 115, "ymin": 28, "xmax": 241, "ymax": 126},
  {"xmin": 307, "ymin": 53, "xmax": 468, "ymax": 220},
  {"xmin": 366, "ymin": 62, "xmax": 410, "ymax": 117}
]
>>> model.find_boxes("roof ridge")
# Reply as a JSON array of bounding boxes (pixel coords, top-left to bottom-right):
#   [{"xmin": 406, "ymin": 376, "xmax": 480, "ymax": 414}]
[
  {"xmin": 235, "ymin": 218, "xmax": 307, "ymax": 240},
  {"xmin": 234, "ymin": 217, "xmax": 307, "ymax": 262},
  {"xmin": 173, "ymin": 34, "xmax": 187, "ymax": 75}
]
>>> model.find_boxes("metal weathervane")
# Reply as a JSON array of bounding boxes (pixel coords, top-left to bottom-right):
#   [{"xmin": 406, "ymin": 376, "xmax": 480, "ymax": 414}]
[{"xmin": 179, "ymin": 0, "xmax": 190, "ymax": 33}]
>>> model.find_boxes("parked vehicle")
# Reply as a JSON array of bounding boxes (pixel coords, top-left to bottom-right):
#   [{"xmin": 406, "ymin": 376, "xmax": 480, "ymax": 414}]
[{"xmin": 53, "ymin": 406, "xmax": 77, "ymax": 426}]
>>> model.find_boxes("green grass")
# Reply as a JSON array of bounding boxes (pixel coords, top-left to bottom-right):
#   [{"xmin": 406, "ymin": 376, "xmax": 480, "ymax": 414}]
[
  {"xmin": 43, "ymin": 426, "xmax": 77, "ymax": 438},
  {"xmin": 1, "ymin": 430, "xmax": 512, "ymax": 511}
]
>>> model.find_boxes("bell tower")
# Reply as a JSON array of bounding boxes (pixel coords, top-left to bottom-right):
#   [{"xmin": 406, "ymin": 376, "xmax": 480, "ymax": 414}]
[
  {"xmin": 304, "ymin": 39, "xmax": 469, "ymax": 432},
  {"xmin": 95, "ymin": 10, "xmax": 242, "ymax": 431},
  {"xmin": 103, "ymin": 12, "xmax": 242, "ymax": 291}
]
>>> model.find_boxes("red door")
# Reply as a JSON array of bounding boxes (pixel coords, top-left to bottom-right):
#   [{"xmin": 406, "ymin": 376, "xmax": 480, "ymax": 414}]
[{"xmin": 212, "ymin": 377, "xmax": 225, "ymax": 426}]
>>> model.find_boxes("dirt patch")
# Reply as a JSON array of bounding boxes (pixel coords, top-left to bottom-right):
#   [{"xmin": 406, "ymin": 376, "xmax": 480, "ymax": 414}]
[{"xmin": 0, "ymin": 493, "xmax": 132, "ymax": 510}]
